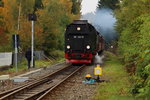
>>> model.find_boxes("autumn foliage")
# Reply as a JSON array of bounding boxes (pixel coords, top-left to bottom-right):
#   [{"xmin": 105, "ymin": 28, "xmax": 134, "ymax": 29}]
[
  {"xmin": 0, "ymin": 0, "xmax": 80, "ymax": 53},
  {"xmin": 0, "ymin": 27, "xmax": 8, "ymax": 45}
]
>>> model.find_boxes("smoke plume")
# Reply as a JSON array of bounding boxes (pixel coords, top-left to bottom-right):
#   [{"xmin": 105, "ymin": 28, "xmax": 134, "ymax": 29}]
[{"xmin": 81, "ymin": 8, "xmax": 117, "ymax": 43}]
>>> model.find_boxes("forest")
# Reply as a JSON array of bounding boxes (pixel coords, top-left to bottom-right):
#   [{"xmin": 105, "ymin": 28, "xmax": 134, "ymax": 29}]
[
  {"xmin": 114, "ymin": 0, "xmax": 150, "ymax": 99},
  {"xmin": 0, "ymin": 0, "xmax": 80, "ymax": 55}
]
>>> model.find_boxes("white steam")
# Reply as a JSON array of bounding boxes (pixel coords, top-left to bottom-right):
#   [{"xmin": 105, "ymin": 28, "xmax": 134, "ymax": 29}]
[
  {"xmin": 81, "ymin": 0, "xmax": 117, "ymax": 42},
  {"xmin": 81, "ymin": 0, "xmax": 99, "ymax": 15},
  {"xmin": 94, "ymin": 53, "xmax": 105, "ymax": 64},
  {"xmin": 81, "ymin": 8, "xmax": 117, "ymax": 42}
]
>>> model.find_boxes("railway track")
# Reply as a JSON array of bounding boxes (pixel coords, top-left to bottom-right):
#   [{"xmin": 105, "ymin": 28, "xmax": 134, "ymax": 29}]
[{"xmin": 0, "ymin": 64, "xmax": 85, "ymax": 100}]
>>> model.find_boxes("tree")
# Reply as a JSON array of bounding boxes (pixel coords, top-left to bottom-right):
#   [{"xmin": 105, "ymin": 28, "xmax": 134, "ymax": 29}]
[
  {"xmin": 0, "ymin": 0, "xmax": 4, "ymax": 7},
  {"xmin": 0, "ymin": 0, "xmax": 80, "ymax": 52},
  {"xmin": 115, "ymin": 0, "xmax": 150, "ymax": 98},
  {"xmin": 34, "ymin": 0, "xmax": 44, "ymax": 12},
  {"xmin": 35, "ymin": 0, "xmax": 80, "ymax": 54},
  {"xmin": 98, "ymin": 0, "xmax": 119, "ymax": 9},
  {"xmin": 71, "ymin": 0, "xmax": 80, "ymax": 14}
]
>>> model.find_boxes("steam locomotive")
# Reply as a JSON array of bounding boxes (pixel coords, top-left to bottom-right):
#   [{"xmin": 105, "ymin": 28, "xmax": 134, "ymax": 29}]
[{"xmin": 65, "ymin": 20, "xmax": 104, "ymax": 64}]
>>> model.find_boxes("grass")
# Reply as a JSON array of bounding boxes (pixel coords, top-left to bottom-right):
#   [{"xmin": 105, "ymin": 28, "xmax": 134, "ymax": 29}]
[
  {"xmin": 94, "ymin": 52, "xmax": 135, "ymax": 100},
  {"xmin": 0, "ymin": 57, "xmax": 65, "ymax": 76},
  {"xmin": 0, "ymin": 50, "xmax": 65, "ymax": 76}
]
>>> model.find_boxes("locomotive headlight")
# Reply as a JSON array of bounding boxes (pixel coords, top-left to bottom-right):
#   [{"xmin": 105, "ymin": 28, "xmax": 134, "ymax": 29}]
[
  {"xmin": 86, "ymin": 45, "xmax": 90, "ymax": 49},
  {"xmin": 77, "ymin": 27, "xmax": 81, "ymax": 31},
  {"xmin": 67, "ymin": 45, "xmax": 71, "ymax": 49}
]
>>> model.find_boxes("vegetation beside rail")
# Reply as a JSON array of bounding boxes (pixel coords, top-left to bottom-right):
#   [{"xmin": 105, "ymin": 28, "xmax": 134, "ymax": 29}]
[
  {"xmin": 99, "ymin": 0, "xmax": 150, "ymax": 99},
  {"xmin": 94, "ymin": 52, "xmax": 134, "ymax": 100},
  {"xmin": 114, "ymin": 0, "xmax": 150, "ymax": 99},
  {"xmin": 0, "ymin": 56, "xmax": 65, "ymax": 76}
]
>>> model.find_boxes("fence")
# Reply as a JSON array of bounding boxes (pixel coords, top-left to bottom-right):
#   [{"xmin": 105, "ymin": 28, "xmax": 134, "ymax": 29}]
[
  {"xmin": 0, "ymin": 51, "xmax": 46, "ymax": 67},
  {"xmin": 0, "ymin": 52, "xmax": 12, "ymax": 67}
]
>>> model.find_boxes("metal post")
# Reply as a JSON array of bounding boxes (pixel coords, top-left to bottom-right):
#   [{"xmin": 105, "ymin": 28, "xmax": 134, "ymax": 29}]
[
  {"xmin": 15, "ymin": 35, "xmax": 18, "ymax": 72},
  {"xmin": 28, "ymin": 13, "xmax": 36, "ymax": 68},
  {"xmin": 17, "ymin": 2, "xmax": 21, "ymax": 34},
  {"xmin": 31, "ymin": 21, "xmax": 34, "ymax": 68}
]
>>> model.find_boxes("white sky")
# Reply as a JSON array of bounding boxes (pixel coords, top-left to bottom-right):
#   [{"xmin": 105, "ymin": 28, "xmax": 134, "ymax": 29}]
[{"xmin": 81, "ymin": 0, "xmax": 99, "ymax": 15}]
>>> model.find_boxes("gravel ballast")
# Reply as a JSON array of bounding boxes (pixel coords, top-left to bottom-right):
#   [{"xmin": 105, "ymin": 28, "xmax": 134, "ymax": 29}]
[
  {"xmin": 44, "ymin": 65, "xmax": 99, "ymax": 100},
  {"xmin": 0, "ymin": 62, "xmax": 70, "ymax": 92}
]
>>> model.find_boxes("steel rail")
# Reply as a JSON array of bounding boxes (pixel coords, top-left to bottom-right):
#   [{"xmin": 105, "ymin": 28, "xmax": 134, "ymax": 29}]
[
  {"xmin": 0, "ymin": 64, "xmax": 71, "ymax": 100},
  {"xmin": 0, "ymin": 62, "xmax": 66, "ymax": 98},
  {"xmin": 37, "ymin": 65, "xmax": 85, "ymax": 100}
]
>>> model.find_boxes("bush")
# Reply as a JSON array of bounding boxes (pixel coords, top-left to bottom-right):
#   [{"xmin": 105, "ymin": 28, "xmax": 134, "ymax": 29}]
[
  {"xmin": 49, "ymin": 50, "xmax": 64, "ymax": 58},
  {"xmin": 115, "ymin": 0, "xmax": 150, "ymax": 98}
]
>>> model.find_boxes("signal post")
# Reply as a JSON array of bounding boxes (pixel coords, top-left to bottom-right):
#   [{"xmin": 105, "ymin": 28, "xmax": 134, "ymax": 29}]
[
  {"xmin": 28, "ymin": 14, "xmax": 37, "ymax": 68},
  {"xmin": 12, "ymin": 34, "xmax": 19, "ymax": 72}
]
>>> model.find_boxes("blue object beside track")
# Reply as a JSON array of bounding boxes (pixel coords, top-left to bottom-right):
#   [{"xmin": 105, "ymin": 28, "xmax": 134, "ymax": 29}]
[{"xmin": 82, "ymin": 80, "xmax": 96, "ymax": 83}]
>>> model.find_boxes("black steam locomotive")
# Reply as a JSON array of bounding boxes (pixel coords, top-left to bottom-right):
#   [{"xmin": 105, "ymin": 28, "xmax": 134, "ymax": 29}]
[{"xmin": 65, "ymin": 20, "xmax": 104, "ymax": 63}]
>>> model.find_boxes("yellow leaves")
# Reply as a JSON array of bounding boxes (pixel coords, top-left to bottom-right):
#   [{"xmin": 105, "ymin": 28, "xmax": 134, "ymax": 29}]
[
  {"xmin": 0, "ymin": 0, "xmax": 80, "ymax": 51},
  {"xmin": 19, "ymin": 19, "xmax": 45, "ymax": 50},
  {"xmin": 59, "ymin": 0, "xmax": 72, "ymax": 13},
  {"xmin": 1, "ymin": 0, "xmax": 19, "ymax": 33}
]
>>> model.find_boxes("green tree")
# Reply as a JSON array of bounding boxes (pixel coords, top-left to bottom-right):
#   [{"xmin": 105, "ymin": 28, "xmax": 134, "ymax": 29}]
[
  {"xmin": 38, "ymin": 0, "xmax": 80, "ymax": 54},
  {"xmin": 71, "ymin": 0, "xmax": 80, "ymax": 14},
  {"xmin": 34, "ymin": 0, "xmax": 43, "ymax": 11},
  {"xmin": 0, "ymin": 0, "xmax": 4, "ymax": 7},
  {"xmin": 20, "ymin": 0, "xmax": 35, "ymax": 15},
  {"xmin": 115, "ymin": 0, "xmax": 150, "ymax": 99},
  {"xmin": 98, "ymin": 0, "xmax": 119, "ymax": 9}
]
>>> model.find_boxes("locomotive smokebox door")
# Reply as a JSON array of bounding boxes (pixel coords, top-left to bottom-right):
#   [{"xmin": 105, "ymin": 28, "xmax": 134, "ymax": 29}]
[{"xmin": 28, "ymin": 14, "xmax": 37, "ymax": 21}]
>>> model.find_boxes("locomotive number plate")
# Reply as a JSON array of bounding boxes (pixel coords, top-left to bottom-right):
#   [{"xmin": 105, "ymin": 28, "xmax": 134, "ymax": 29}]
[{"xmin": 73, "ymin": 36, "xmax": 84, "ymax": 39}]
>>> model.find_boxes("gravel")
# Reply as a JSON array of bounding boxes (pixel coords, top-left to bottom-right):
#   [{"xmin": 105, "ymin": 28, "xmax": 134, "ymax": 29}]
[{"xmin": 44, "ymin": 65, "xmax": 98, "ymax": 100}]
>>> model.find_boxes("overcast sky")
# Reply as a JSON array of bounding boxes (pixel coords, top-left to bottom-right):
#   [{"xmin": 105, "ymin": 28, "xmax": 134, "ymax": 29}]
[{"xmin": 81, "ymin": 0, "xmax": 99, "ymax": 15}]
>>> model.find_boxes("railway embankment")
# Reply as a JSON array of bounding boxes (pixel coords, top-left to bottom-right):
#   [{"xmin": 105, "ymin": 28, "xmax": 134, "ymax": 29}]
[{"xmin": 94, "ymin": 52, "xmax": 135, "ymax": 100}]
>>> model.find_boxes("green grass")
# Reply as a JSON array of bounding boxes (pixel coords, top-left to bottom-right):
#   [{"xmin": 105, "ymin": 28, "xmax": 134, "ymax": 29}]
[
  {"xmin": 0, "ymin": 58, "xmax": 65, "ymax": 76},
  {"xmin": 94, "ymin": 52, "xmax": 135, "ymax": 100}
]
